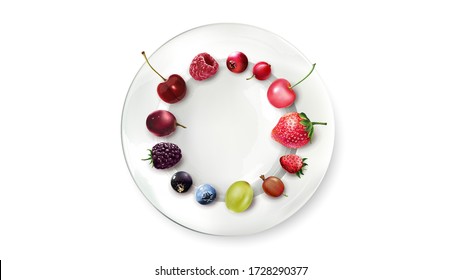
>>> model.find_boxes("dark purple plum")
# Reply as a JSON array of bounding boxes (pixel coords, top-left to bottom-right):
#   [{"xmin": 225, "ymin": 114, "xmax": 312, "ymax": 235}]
[{"xmin": 146, "ymin": 110, "xmax": 186, "ymax": 137}]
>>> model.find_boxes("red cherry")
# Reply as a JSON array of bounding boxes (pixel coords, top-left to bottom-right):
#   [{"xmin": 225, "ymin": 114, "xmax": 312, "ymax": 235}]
[
  {"xmin": 156, "ymin": 74, "xmax": 186, "ymax": 103},
  {"xmin": 267, "ymin": 63, "xmax": 316, "ymax": 108},
  {"xmin": 146, "ymin": 110, "xmax": 186, "ymax": 137},
  {"xmin": 142, "ymin": 51, "xmax": 187, "ymax": 104},
  {"xmin": 247, "ymin": 62, "xmax": 271, "ymax": 80},
  {"xmin": 260, "ymin": 175, "xmax": 285, "ymax": 197},
  {"xmin": 226, "ymin": 51, "xmax": 248, "ymax": 73}
]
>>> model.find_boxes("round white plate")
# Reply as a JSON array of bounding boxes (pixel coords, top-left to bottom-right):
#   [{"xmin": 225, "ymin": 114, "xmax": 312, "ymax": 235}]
[{"xmin": 121, "ymin": 23, "xmax": 334, "ymax": 235}]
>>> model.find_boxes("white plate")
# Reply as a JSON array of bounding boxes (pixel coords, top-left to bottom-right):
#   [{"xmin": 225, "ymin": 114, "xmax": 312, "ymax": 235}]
[{"xmin": 121, "ymin": 23, "xmax": 335, "ymax": 235}]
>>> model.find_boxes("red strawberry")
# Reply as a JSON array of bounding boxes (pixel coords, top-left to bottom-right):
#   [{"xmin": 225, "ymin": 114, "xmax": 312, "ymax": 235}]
[
  {"xmin": 271, "ymin": 112, "xmax": 327, "ymax": 149},
  {"xmin": 280, "ymin": 154, "xmax": 307, "ymax": 178}
]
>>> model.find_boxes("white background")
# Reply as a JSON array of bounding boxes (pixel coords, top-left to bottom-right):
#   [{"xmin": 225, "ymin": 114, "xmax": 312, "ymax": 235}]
[{"xmin": 1, "ymin": 0, "xmax": 461, "ymax": 279}]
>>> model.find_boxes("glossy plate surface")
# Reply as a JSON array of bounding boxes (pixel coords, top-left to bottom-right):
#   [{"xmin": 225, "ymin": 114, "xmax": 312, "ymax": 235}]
[{"xmin": 121, "ymin": 23, "xmax": 334, "ymax": 235}]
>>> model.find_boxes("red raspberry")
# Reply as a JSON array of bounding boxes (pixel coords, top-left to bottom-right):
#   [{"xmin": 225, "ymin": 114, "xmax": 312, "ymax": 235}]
[{"xmin": 189, "ymin": 52, "xmax": 219, "ymax": 81}]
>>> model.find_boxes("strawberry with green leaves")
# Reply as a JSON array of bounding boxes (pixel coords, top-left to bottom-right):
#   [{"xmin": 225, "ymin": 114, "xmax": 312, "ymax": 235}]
[
  {"xmin": 280, "ymin": 154, "xmax": 308, "ymax": 178},
  {"xmin": 271, "ymin": 112, "xmax": 327, "ymax": 149}
]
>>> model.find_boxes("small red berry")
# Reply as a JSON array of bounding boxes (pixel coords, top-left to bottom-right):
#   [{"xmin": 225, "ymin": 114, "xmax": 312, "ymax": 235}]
[
  {"xmin": 247, "ymin": 62, "xmax": 271, "ymax": 80},
  {"xmin": 189, "ymin": 52, "xmax": 219, "ymax": 81},
  {"xmin": 280, "ymin": 154, "xmax": 308, "ymax": 178},
  {"xmin": 226, "ymin": 51, "xmax": 248, "ymax": 73}
]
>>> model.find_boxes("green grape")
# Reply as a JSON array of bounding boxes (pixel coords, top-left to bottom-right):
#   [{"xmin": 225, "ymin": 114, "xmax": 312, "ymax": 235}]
[{"xmin": 225, "ymin": 181, "xmax": 254, "ymax": 213}]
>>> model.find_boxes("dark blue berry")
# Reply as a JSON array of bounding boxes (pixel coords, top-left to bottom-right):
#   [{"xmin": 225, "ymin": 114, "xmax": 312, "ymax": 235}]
[{"xmin": 195, "ymin": 184, "xmax": 216, "ymax": 205}]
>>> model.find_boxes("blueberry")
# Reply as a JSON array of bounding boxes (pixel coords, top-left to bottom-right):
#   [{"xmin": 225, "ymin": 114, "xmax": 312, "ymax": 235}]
[
  {"xmin": 195, "ymin": 184, "xmax": 217, "ymax": 205},
  {"xmin": 171, "ymin": 171, "xmax": 193, "ymax": 193}
]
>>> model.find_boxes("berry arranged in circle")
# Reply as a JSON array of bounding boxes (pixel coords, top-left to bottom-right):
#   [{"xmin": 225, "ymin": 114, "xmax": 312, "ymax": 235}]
[
  {"xmin": 146, "ymin": 110, "xmax": 186, "ymax": 137},
  {"xmin": 143, "ymin": 142, "xmax": 182, "ymax": 169},
  {"xmin": 267, "ymin": 63, "xmax": 316, "ymax": 108},
  {"xmin": 226, "ymin": 51, "xmax": 248, "ymax": 73},
  {"xmin": 171, "ymin": 171, "xmax": 193, "ymax": 193},
  {"xmin": 272, "ymin": 112, "xmax": 327, "ymax": 149},
  {"xmin": 189, "ymin": 52, "xmax": 219, "ymax": 81},
  {"xmin": 247, "ymin": 61, "xmax": 271, "ymax": 81},
  {"xmin": 280, "ymin": 154, "xmax": 307, "ymax": 178},
  {"xmin": 196, "ymin": 184, "xmax": 217, "ymax": 205},
  {"xmin": 260, "ymin": 175, "xmax": 285, "ymax": 197},
  {"xmin": 225, "ymin": 181, "xmax": 253, "ymax": 213},
  {"xmin": 142, "ymin": 51, "xmax": 187, "ymax": 104}
]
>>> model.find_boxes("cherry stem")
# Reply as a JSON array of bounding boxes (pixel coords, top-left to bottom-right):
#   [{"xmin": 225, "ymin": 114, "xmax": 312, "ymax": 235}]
[
  {"xmin": 289, "ymin": 63, "xmax": 316, "ymax": 89},
  {"xmin": 246, "ymin": 74, "xmax": 255, "ymax": 80},
  {"xmin": 176, "ymin": 122, "xmax": 187, "ymax": 129},
  {"xmin": 312, "ymin": 122, "xmax": 327, "ymax": 126},
  {"xmin": 141, "ymin": 51, "xmax": 166, "ymax": 81}
]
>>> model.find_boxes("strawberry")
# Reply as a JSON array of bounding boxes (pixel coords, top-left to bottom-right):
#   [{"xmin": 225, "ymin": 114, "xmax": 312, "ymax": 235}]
[
  {"xmin": 280, "ymin": 154, "xmax": 307, "ymax": 178},
  {"xmin": 271, "ymin": 112, "xmax": 327, "ymax": 149}
]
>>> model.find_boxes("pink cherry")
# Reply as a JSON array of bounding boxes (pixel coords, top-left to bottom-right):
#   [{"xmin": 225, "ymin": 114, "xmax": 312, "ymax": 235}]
[
  {"xmin": 267, "ymin": 63, "xmax": 317, "ymax": 108},
  {"xmin": 267, "ymin": 79, "xmax": 296, "ymax": 108}
]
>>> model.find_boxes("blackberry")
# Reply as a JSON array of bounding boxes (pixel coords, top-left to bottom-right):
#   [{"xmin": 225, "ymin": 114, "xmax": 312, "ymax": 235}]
[{"xmin": 143, "ymin": 142, "xmax": 182, "ymax": 169}]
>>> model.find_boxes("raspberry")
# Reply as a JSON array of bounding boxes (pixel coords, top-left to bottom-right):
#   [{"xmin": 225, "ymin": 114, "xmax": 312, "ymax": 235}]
[
  {"xmin": 144, "ymin": 142, "xmax": 182, "ymax": 169},
  {"xmin": 189, "ymin": 52, "xmax": 219, "ymax": 81}
]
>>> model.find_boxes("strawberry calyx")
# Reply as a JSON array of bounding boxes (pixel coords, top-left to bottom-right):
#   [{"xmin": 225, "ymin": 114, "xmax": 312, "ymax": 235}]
[
  {"xmin": 298, "ymin": 112, "xmax": 327, "ymax": 139},
  {"xmin": 296, "ymin": 158, "xmax": 308, "ymax": 178}
]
